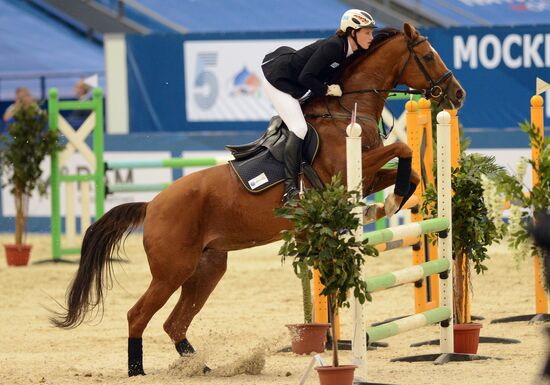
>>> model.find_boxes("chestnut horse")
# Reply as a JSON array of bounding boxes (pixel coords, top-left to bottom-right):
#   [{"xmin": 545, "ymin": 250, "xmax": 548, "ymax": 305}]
[{"xmin": 52, "ymin": 24, "xmax": 464, "ymax": 376}]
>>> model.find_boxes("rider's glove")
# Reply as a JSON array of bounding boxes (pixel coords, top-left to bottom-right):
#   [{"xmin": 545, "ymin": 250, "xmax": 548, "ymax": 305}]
[{"xmin": 325, "ymin": 84, "xmax": 342, "ymax": 97}]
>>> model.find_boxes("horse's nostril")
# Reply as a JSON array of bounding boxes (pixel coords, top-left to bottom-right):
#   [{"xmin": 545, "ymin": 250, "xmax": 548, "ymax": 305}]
[{"xmin": 456, "ymin": 89, "xmax": 464, "ymax": 100}]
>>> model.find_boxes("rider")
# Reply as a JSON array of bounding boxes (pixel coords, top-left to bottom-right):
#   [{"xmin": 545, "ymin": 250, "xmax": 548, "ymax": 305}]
[{"xmin": 261, "ymin": 9, "xmax": 377, "ymax": 203}]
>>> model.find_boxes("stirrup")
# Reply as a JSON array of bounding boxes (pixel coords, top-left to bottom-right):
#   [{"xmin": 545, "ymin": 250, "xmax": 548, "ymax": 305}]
[{"xmin": 282, "ymin": 187, "xmax": 300, "ymax": 203}]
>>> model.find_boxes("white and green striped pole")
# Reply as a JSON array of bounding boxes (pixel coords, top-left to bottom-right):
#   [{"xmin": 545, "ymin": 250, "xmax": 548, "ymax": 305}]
[
  {"xmin": 363, "ymin": 217, "xmax": 449, "ymax": 246},
  {"xmin": 367, "ymin": 307, "xmax": 452, "ymax": 343},
  {"xmin": 366, "ymin": 259, "xmax": 450, "ymax": 293},
  {"xmin": 436, "ymin": 111, "xmax": 454, "ymax": 352}
]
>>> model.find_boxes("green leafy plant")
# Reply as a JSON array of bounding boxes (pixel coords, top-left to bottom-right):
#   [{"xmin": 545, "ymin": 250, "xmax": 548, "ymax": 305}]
[
  {"xmin": 0, "ymin": 103, "xmax": 63, "ymax": 245},
  {"xmin": 276, "ymin": 174, "xmax": 378, "ymax": 366},
  {"xmin": 297, "ymin": 264, "xmax": 313, "ymax": 324},
  {"xmin": 422, "ymin": 152, "xmax": 505, "ymax": 324},
  {"xmin": 497, "ymin": 121, "xmax": 550, "ymax": 260}
]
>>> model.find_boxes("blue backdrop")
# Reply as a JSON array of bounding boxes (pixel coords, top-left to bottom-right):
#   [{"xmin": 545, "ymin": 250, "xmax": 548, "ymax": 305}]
[{"xmin": 125, "ymin": 25, "xmax": 550, "ymax": 133}]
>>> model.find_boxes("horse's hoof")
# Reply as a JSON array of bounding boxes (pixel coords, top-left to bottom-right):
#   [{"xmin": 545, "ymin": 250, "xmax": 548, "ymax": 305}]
[
  {"xmin": 128, "ymin": 367, "xmax": 146, "ymax": 377},
  {"xmin": 363, "ymin": 203, "xmax": 384, "ymax": 224},
  {"xmin": 175, "ymin": 338, "xmax": 196, "ymax": 355},
  {"xmin": 384, "ymin": 193, "xmax": 402, "ymax": 217},
  {"xmin": 203, "ymin": 365, "xmax": 211, "ymax": 374}
]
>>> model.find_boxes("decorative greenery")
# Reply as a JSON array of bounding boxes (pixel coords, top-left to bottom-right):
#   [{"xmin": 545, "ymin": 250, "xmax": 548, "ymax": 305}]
[
  {"xmin": 0, "ymin": 103, "xmax": 63, "ymax": 244},
  {"xmin": 297, "ymin": 264, "xmax": 313, "ymax": 324},
  {"xmin": 276, "ymin": 174, "xmax": 378, "ymax": 366},
  {"xmin": 422, "ymin": 152, "xmax": 505, "ymax": 323},
  {"xmin": 497, "ymin": 121, "xmax": 550, "ymax": 260}
]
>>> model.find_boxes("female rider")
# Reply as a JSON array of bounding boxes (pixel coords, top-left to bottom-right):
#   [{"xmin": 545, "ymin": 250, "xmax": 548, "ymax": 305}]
[{"xmin": 261, "ymin": 9, "xmax": 377, "ymax": 202}]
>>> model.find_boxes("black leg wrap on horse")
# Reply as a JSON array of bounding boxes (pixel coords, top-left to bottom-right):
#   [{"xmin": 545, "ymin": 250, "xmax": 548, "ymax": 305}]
[
  {"xmin": 175, "ymin": 338, "xmax": 195, "ymax": 355},
  {"xmin": 394, "ymin": 157, "xmax": 412, "ymax": 196},
  {"xmin": 399, "ymin": 182, "xmax": 417, "ymax": 211},
  {"xmin": 128, "ymin": 337, "xmax": 145, "ymax": 376}
]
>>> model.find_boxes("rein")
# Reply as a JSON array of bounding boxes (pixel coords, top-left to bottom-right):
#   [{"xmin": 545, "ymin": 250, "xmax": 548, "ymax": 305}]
[
  {"xmin": 305, "ymin": 104, "xmax": 380, "ymax": 150},
  {"xmin": 342, "ymin": 88, "xmax": 423, "ymax": 96}
]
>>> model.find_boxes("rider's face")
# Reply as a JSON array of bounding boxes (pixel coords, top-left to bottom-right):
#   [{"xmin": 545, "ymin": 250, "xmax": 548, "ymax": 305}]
[{"xmin": 355, "ymin": 28, "xmax": 374, "ymax": 50}]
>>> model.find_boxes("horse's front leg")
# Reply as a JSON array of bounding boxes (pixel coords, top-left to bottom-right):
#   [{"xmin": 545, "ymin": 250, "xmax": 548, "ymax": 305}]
[
  {"xmin": 362, "ymin": 167, "xmax": 420, "ymax": 222},
  {"xmin": 361, "ymin": 142, "xmax": 418, "ymax": 219}
]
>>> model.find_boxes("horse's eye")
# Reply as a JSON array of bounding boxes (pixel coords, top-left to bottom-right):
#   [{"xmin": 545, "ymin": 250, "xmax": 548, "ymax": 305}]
[{"xmin": 424, "ymin": 53, "xmax": 434, "ymax": 61}]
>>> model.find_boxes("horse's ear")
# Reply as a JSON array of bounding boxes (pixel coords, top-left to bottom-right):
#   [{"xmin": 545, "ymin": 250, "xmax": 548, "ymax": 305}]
[{"xmin": 403, "ymin": 23, "xmax": 418, "ymax": 41}]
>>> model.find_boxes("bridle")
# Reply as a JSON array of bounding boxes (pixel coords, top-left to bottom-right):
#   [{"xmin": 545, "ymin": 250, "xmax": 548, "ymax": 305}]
[
  {"xmin": 342, "ymin": 35, "xmax": 454, "ymax": 100},
  {"xmin": 402, "ymin": 37, "xmax": 453, "ymax": 99}
]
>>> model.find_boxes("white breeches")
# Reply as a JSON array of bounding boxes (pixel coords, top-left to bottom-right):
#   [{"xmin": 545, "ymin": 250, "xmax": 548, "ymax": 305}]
[{"xmin": 262, "ymin": 77, "xmax": 308, "ymax": 140}]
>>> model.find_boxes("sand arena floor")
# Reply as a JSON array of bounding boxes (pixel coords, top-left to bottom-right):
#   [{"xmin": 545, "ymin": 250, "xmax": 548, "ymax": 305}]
[{"xmin": 0, "ymin": 234, "xmax": 548, "ymax": 385}]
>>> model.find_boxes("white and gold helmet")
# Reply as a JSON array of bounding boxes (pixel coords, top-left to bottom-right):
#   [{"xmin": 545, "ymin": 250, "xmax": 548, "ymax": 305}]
[{"xmin": 340, "ymin": 9, "xmax": 376, "ymax": 31}]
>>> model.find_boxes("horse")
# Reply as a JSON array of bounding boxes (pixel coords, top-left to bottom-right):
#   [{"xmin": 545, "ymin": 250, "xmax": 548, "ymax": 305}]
[{"xmin": 51, "ymin": 23, "xmax": 465, "ymax": 376}]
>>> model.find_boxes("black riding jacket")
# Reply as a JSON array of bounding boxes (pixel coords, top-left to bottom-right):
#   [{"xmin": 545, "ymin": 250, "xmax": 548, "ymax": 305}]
[{"xmin": 262, "ymin": 35, "xmax": 350, "ymax": 99}]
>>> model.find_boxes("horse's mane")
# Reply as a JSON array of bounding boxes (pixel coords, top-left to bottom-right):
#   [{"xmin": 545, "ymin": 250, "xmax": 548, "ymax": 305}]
[
  {"xmin": 341, "ymin": 27, "xmax": 403, "ymax": 69},
  {"xmin": 366, "ymin": 27, "xmax": 402, "ymax": 55},
  {"xmin": 335, "ymin": 27, "xmax": 403, "ymax": 81}
]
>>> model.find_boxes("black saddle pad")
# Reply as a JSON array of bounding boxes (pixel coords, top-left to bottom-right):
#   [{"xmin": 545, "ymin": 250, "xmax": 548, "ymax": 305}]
[{"xmin": 228, "ymin": 125, "xmax": 319, "ymax": 193}]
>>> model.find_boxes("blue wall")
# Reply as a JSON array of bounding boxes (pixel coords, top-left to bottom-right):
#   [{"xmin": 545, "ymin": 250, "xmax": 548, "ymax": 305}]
[{"xmin": 125, "ymin": 25, "xmax": 550, "ymax": 133}]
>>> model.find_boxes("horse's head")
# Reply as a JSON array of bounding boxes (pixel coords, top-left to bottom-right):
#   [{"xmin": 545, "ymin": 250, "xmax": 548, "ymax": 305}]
[{"xmin": 399, "ymin": 23, "xmax": 465, "ymax": 109}]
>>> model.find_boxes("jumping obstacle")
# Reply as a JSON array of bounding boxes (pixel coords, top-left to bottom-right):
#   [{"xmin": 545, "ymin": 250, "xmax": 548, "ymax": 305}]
[
  {"xmin": 312, "ymin": 98, "xmax": 449, "ymax": 339},
  {"xmin": 348, "ymin": 111, "xmax": 494, "ymax": 384},
  {"xmin": 491, "ymin": 95, "xmax": 550, "ymax": 324},
  {"xmin": 48, "ymin": 87, "xmax": 104, "ymax": 261}
]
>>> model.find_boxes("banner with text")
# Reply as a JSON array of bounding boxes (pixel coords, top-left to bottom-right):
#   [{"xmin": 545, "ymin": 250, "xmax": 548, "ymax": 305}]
[{"xmin": 125, "ymin": 25, "xmax": 550, "ymax": 132}]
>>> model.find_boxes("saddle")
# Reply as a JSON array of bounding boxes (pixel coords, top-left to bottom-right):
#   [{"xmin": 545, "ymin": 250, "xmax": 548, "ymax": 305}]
[{"xmin": 225, "ymin": 117, "xmax": 323, "ymax": 193}]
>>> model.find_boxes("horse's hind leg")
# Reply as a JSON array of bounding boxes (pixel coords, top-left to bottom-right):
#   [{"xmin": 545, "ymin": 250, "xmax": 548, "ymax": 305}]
[
  {"xmin": 127, "ymin": 246, "xmax": 201, "ymax": 376},
  {"xmin": 163, "ymin": 249, "xmax": 228, "ymax": 356}
]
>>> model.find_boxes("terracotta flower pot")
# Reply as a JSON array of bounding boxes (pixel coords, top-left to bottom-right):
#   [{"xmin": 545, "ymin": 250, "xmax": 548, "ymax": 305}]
[
  {"xmin": 453, "ymin": 323, "xmax": 482, "ymax": 354},
  {"xmin": 315, "ymin": 364, "xmax": 357, "ymax": 385},
  {"xmin": 286, "ymin": 323, "xmax": 330, "ymax": 355},
  {"xmin": 4, "ymin": 244, "xmax": 32, "ymax": 266}
]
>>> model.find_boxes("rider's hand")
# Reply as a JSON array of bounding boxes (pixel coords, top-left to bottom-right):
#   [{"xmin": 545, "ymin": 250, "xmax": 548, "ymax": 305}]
[{"xmin": 325, "ymin": 84, "xmax": 342, "ymax": 97}]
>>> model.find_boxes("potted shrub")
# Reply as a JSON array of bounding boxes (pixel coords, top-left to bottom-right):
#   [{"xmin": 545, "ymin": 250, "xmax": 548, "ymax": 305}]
[
  {"xmin": 0, "ymin": 103, "xmax": 62, "ymax": 265},
  {"xmin": 276, "ymin": 174, "xmax": 378, "ymax": 385},
  {"xmin": 422, "ymin": 151, "xmax": 505, "ymax": 353}
]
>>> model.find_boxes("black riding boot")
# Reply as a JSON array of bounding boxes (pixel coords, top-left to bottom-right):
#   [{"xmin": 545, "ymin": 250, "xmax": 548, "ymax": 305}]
[{"xmin": 282, "ymin": 132, "xmax": 303, "ymax": 203}]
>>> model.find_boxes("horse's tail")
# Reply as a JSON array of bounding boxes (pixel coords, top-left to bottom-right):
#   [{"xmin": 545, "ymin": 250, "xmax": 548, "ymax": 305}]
[{"xmin": 51, "ymin": 202, "xmax": 148, "ymax": 329}]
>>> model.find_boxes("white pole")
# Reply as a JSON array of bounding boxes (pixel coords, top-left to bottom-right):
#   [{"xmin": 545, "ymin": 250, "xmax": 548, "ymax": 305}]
[
  {"xmin": 436, "ymin": 111, "xmax": 454, "ymax": 353},
  {"xmin": 65, "ymin": 182, "xmax": 76, "ymax": 245},
  {"xmin": 346, "ymin": 106, "xmax": 367, "ymax": 381},
  {"xmin": 80, "ymin": 181, "xmax": 91, "ymax": 234}
]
